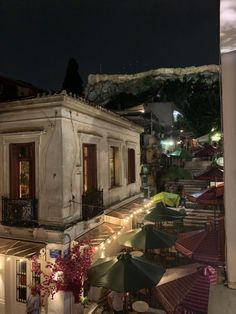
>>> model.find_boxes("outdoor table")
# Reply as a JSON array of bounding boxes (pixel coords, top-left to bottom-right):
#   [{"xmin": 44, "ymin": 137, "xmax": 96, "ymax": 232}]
[{"xmin": 132, "ymin": 301, "xmax": 149, "ymax": 313}]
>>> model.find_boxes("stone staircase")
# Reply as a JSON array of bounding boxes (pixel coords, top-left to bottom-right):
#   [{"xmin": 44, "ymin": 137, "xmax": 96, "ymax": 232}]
[
  {"xmin": 166, "ymin": 179, "xmax": 222, "ymax": 228},
  {"xmin": 183, "ymin": 207, "xmax": 221, "ymax": 227},
  {"xmin": 166, "ymin": 179, "xmax": 209, "ymax": 194},
  {"xmin": 185, "ymin": 158, "xmax": 212, "ymax": 177}
]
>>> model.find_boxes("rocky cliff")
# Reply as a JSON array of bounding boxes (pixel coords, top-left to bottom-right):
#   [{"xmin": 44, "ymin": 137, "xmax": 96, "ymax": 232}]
[{"xmin": 84, "ymin": 65, "xmax": 219, "ymax": 106}]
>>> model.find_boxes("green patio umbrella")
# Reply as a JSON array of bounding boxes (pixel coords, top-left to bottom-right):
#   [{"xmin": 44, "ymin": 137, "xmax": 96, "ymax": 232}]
[
  {"xmin": 145, "ymin": 202, "xmax": 185, "ymax": 222},
  {"xmin": 118, "ymin": 224, "xmax": 177, "ymax": 250},
  {"xmin": 170, "ymin": 148, "xmax": 192, "ymax": 160},
  {"xmin": 88, "ymin": 252, "xmax": 165, "ymax": 292},
  {"xmin": 151, "ymin": 192, "xmax": 180, "ymax": 207}
]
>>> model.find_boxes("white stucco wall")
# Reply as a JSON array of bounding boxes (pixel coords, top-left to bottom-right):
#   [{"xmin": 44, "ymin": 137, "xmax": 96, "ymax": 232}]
[{"xmin": 0, "ymin": 94, "xmax": 143, "ymax": 226}]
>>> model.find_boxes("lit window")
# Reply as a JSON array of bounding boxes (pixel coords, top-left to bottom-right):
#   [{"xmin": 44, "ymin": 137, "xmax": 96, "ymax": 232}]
[
  {"xmin": 109, "ymin": 146, "xmax": 119, "ymax": 187},
  {"xmin": 9, "ymin": 143, "xmax": 35, "ymax": 199}
]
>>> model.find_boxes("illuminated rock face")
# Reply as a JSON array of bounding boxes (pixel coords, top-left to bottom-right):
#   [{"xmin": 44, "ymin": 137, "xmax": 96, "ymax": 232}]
[{"xmin": 85, "ymin": 65, "xmax": 219, "ymax": 105}]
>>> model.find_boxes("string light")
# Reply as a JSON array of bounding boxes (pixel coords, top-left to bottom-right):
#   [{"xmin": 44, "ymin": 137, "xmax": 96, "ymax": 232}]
[{"xmin": 91, "ymin": 202, "xmax": 148, "ymax": 253}]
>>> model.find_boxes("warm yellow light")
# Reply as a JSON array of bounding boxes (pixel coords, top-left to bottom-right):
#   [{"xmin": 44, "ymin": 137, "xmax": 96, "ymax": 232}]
[{"xmin": 211, "ymin": 132, "xmax": 221, "ymax": 142}]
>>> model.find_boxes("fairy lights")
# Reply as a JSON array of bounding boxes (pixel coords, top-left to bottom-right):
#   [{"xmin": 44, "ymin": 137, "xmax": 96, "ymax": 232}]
[{"xmin": 93, "ymin": 201, "xmax": 149, "ymax": 258}]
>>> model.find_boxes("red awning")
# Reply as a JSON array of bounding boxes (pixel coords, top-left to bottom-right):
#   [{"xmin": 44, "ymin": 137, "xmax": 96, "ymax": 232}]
[
  {"xmin": 175, "ymin": 223, "xmax": 225, "ymax": 266},
  {"xmin": 187, "ymin": 184, "xmax": 224, "ymax": 205},
  {"xmin": 193, "ymin": 145, "xmax": 218, "ymax": 157},
  {"xmin": 156, "ymin": 264, "xmax": 217, "ymax": 314},
  {"xmin": 194, "ymin": 167, "xmax": 224, "ymax": 182}
]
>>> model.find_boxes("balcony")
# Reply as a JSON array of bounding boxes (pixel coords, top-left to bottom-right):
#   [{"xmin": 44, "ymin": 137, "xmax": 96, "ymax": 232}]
[
  {"xmin": 82, "ymin": 189, "xmax": 104, "ymax": 220},
  {"xmin": 2, "ymin": 197, "xmax": 38, "ymax": 227}
]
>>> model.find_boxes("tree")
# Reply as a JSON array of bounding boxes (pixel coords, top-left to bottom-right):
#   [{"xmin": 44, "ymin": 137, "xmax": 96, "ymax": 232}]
[
  {"xmin": 62, "ymin": 58, "xmax": 83, "ymax": 96},
  {"xmin": 31, "ymin": 241, "xmax": 94, "ymax": 304},
  {"xmin": 159, "ymin": 75, "xmax": 221, "ymax": 137}
]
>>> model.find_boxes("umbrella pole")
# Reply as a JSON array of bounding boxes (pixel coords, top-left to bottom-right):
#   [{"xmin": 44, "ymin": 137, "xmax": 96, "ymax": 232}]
[{"xmin": 123, "ymin": 293, "xmax": 128, "ymax": 313}]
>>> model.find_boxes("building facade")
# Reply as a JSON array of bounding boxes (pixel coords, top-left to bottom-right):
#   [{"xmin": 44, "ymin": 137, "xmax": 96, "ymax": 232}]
[{"xmin": 0, "ymin": 92, "xmax": 143, "ymax": 313}]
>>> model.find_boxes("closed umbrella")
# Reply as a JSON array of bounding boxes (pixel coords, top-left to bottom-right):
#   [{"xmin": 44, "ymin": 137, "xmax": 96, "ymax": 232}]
[
  {"xmin": 187, "ymin": 184, "xmax": 224, "ymax": 205},
  {"xmin": 156, "ymin": 263, "xmax": 217, "ymax": 314},
  {"xmin": 145, "ymin": 202, "xmax": 185, "ymax": 222},
  {"xmin": 88, "ymin": 252, "xmax": 165, "ymax": 292},
  {"xmin": 151, "ymin": 192, "xmax": 180, "ymax": 207},
  {"xmin": 193, "ymin": 145, "xmax": 218, "ymax": 158},
  {"xmin": 118, "ymin": 224, "xmax": 176, "ymax": 250}
]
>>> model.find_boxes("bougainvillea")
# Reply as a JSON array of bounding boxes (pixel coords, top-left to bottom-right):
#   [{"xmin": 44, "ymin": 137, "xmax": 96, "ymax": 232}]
[{"xmin": 31, "ymin": 241, "xmax": 94, "ymax": 303}]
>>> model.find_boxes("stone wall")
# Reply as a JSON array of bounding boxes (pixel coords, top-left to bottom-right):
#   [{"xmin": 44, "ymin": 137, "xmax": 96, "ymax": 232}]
[{"xmin": 85, "ymin": 65, "xmax": 219, "ymax": 105}]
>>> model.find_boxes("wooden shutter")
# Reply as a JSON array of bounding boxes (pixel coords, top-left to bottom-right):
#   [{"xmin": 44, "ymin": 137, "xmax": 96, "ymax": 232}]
[
  {"xmin": 83, "ymin": 144, "xmax": 97, "ymax": 191},
  {"xmin": 128, "ymin": 148, "xmax": 136, "ymax": 184}
]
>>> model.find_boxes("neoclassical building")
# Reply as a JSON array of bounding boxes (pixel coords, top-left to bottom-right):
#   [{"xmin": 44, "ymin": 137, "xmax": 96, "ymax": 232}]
[{"xmin": 0, "ymin": 92, "xmax": 143, "ymax": 313}]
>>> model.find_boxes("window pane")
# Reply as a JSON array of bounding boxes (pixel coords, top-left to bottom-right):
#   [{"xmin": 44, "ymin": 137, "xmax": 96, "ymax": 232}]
[
  {"xmin": 9, "ymin": 142, "xmax": 35, "ymax": 199},
  {"xmin": 110, "ymin": 147, "xmax": 115, "ymax": 186},
  {"xmin": 19, "ymin": 146, "xmax": 28, "ymax": 159},
  {"xmin": 19, "ymin": 161, "xmax": 30, "ymax": 199},
  {"xmin": 128, "ymin": 149, "xmax": 136, "ymax": 184},
  {"xmin": 16, "ymin": 261, "xmax": 27, "ymax": 303},
  {"xmin": 110, "ymin": 146, "xmax": 119, "ymax": 187}
]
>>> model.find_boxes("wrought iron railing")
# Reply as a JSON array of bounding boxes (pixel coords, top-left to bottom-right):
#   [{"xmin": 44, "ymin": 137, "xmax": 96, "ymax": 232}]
[
  {"xmin": 2, "ymin": 197, "xmax": 38, "ymax": 227},
  {"xmin": 82, "ymin": 189, "xmax": 103, "ymax": 220}
]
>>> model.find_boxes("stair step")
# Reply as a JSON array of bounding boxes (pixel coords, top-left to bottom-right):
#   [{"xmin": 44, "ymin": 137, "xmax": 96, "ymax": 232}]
[
  {"xmin": 185, "ymin": 208, "xmax": 221, "ymax": 213},
  {"xmin": 184, "ymin": 222, "xmax": 206, "ymax": 227}
]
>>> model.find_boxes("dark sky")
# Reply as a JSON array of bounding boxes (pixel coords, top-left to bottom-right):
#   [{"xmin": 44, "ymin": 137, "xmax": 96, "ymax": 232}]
[{"xmin": 0, "ymin": 0, "xmax": 219, "ymax": 90}]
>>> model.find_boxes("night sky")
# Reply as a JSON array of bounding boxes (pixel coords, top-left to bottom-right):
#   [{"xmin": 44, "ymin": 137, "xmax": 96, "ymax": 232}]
[{"xmin": 0, "ymin": 0, "xmax": 219, "ymax": 90}]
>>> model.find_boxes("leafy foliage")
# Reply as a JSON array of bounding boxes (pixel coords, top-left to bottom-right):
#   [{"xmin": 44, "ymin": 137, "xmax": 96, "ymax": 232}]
[
  {"xmin": 31, "ymin": 241, "xmax": 94, "ymax": 303},
  {"xmin": 158, "ymin": 165, "xmax": 192, "ymax": 182},
  {"xmin": 160, "ymin": 75, "xmax": 221, "ymax": 137}
]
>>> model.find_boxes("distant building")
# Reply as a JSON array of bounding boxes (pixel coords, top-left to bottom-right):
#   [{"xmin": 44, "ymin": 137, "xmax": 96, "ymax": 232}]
[
  {"xmin": 145, "ymin": 102, "xmax": 177, "ymax": 132},
  {"xmin": 0, "ymin": 75, "xmax": 44, "ymax": 102}
]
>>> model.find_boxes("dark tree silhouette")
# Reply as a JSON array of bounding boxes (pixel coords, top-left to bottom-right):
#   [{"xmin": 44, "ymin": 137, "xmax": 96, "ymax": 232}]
[{"xmin": 62, "ymin": 58, "xmax": 83, "ymax": 96}]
